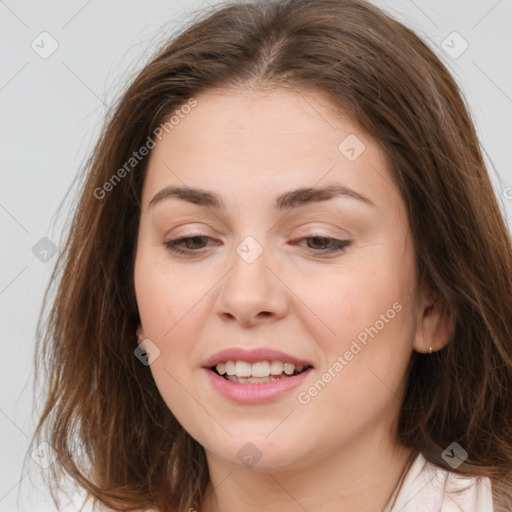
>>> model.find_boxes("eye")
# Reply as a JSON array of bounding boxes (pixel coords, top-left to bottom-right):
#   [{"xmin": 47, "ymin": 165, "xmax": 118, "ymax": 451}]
[
  {"xmin": 292, "ymin": 236, "xmax": 351, "ymax": 255},
  {"xmin": 163, "ymin": 234, "xmax": 351, "ymax": 257},
  {"xmin": 163, "ymin": 235, "xmax": 217, "ymax": 255}
]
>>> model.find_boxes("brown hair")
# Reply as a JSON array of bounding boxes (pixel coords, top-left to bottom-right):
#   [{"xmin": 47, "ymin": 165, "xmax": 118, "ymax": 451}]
[{"xmin": 27, "ymin": 0, "xmax": 512, "ymax": 510}]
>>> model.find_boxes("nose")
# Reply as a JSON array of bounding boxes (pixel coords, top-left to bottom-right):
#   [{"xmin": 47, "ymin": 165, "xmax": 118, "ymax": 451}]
[{"xmin": 214, "ymin": 239, "xmax": 289, "ymax": 327}]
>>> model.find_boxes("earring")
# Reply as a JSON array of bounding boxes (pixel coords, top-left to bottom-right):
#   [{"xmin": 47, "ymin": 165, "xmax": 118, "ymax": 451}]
[{"xmin": 429, "ymin": 346, "xmax": 433, "ymax": 354}]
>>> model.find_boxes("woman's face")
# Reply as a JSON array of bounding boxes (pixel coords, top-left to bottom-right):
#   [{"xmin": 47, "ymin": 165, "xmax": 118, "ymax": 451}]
[{"xmin": 134, "ymin": 87, "xmax": 437, "ymax": 471}]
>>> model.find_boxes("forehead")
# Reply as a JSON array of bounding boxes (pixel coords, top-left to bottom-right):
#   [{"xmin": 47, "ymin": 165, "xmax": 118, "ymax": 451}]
[
  {"xmin": 142, "ymin": 87, "xmax": 402, "ymax": 216},
  {"xmin": 153, "ymin": 87, "xmax": 360, "ymax": 157}
]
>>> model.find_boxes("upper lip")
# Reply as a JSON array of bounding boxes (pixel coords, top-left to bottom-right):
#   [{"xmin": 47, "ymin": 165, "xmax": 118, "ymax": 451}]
[{"xmin": 203, "ymin": 348, "xmax": 314, "ymax": 368}]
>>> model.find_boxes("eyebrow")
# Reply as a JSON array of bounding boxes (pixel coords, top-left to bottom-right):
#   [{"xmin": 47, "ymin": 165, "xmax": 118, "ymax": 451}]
[{"xmin": 148, "ymin": 183, "xmax": 375, "ymax": 211}]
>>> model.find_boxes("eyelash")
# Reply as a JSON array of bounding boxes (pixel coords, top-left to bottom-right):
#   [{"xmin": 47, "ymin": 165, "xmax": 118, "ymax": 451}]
[{"xmin": 163, "ymin": 234, "xmax": 351, "ymax": 256}]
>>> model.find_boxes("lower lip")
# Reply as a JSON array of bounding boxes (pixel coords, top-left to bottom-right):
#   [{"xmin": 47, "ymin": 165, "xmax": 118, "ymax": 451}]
[{"xmin": 204, "ymin": 368, "xmax": 313, "ymax": 404}]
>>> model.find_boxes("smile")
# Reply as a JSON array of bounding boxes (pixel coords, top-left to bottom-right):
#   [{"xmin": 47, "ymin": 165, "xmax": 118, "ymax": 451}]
[{"xmin": 213, "ymin": 360, "xmax": 312, "ymax": 382}]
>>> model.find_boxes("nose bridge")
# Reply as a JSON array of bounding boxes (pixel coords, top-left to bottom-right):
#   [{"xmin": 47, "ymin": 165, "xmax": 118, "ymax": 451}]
[{"xmin": 215, "ymin": 234, "xmax": 288, "ymax": 324}]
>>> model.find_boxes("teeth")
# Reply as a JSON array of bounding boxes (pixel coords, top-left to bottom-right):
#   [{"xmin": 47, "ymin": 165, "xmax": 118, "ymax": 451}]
[
  {"xmin": 283, "ymin": 363, "xmax": 295, "ymax": 375},
  {"xmin": 270, "ymin": 360, "xmax": 284, "ymax": 375},
  {"xmin": 225, "ymin": 361, "xmax": 236, "ymax": 375},
  {"xmin": 251, "ymin": 361, "xmax": 270, "ymax": 377},
  {"xmin": 215, "ymin": 360, "xmax": 309, "ymax": 378},
  {"xmin": 225, "ymin": 375, "xmax": 284, "ymax": 383},
  {"xmin": 235, "ymin": 361, "xmax": 252, "ymax": 377}
]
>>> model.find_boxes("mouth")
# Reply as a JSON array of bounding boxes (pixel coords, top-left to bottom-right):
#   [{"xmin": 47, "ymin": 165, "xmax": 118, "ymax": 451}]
[
  {"xmin": 209, "ymin": 360, "xmax": 314, "ymax": 384},
  {"xmin": 203, "ymin": 349, "xmax": 315, "ymax": 403}
]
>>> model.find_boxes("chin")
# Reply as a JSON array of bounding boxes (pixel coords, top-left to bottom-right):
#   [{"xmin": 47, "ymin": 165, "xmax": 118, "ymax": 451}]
[{"xmin": 201, "ymin": 434, "xmax": 313, "ymax": 473}]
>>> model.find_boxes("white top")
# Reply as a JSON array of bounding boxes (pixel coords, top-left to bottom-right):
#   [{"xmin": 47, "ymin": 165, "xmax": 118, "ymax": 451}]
[{"xmin": 388, "ymin": 451, "xmax": 494, "ymax": 511}]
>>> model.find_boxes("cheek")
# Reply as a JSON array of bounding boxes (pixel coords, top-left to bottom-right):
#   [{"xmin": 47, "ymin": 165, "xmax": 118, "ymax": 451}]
[
  {"xmin": 299, "ymin": 265, "xmax": 414, "ymax": 352},
  {"xmin": 292, "ymin": 241, "xmax": 417, "ymax": 409},
  {"xmin": 134, "ymin": 263, "xmax": 172, "ymax": 341},
  {"xmin": 133, "ymin": 254, "xmax": 198, "ymax": 425},
  {"xmin": 134, "ymin": 244, "xmax": 205, "ymax": 340},
  {"xmin": 133, "ymin": 246, "xmax": 209, "ymax": 400},
  {"xmin": 291, "ymin": 272, "xmax": 415, "ymax": 437}
]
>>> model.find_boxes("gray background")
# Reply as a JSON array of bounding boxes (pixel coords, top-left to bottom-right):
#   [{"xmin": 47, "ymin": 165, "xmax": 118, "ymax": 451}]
[{"xmin": 1, "ymin": 0, "xmax": 511, "ymax": 510}]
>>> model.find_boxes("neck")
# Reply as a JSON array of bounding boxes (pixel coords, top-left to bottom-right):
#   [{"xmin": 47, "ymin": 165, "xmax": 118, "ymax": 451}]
[{"xmin": 201, "ymin": 427, "xmax": 415, "ymax": 512}]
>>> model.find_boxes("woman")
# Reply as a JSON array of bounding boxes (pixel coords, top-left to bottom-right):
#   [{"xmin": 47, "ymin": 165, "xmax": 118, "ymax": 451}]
[{"xmin": 29, "ymin": 0, "xmax": 512, "ymax": 511}]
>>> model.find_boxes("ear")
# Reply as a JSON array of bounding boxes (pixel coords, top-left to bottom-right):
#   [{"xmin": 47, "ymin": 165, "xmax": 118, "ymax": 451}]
[{"xmin": 413, "ymin": 289, "xmax": 454, "ymax": 354}]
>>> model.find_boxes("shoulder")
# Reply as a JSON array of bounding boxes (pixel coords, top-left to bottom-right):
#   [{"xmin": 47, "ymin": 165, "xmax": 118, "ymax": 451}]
[{"xmin": 391, "ymin": 451, "xmax": 494, "ymax": 512}]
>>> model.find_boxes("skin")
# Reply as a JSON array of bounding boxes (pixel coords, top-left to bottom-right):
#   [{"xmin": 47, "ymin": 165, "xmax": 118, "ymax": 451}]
[{"xmin": 134, "ymin": 87, "xmax": 452, "ymax": 512}]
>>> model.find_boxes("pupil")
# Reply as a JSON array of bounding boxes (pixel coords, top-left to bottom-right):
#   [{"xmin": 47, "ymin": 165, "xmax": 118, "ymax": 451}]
[
  {"xmin": 187, "ymin": 236, "xmax": 205, "ymax": 249},
  {"xmin": 310, "ymin": 237, "xmax": 327, "ymax": 249}
]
